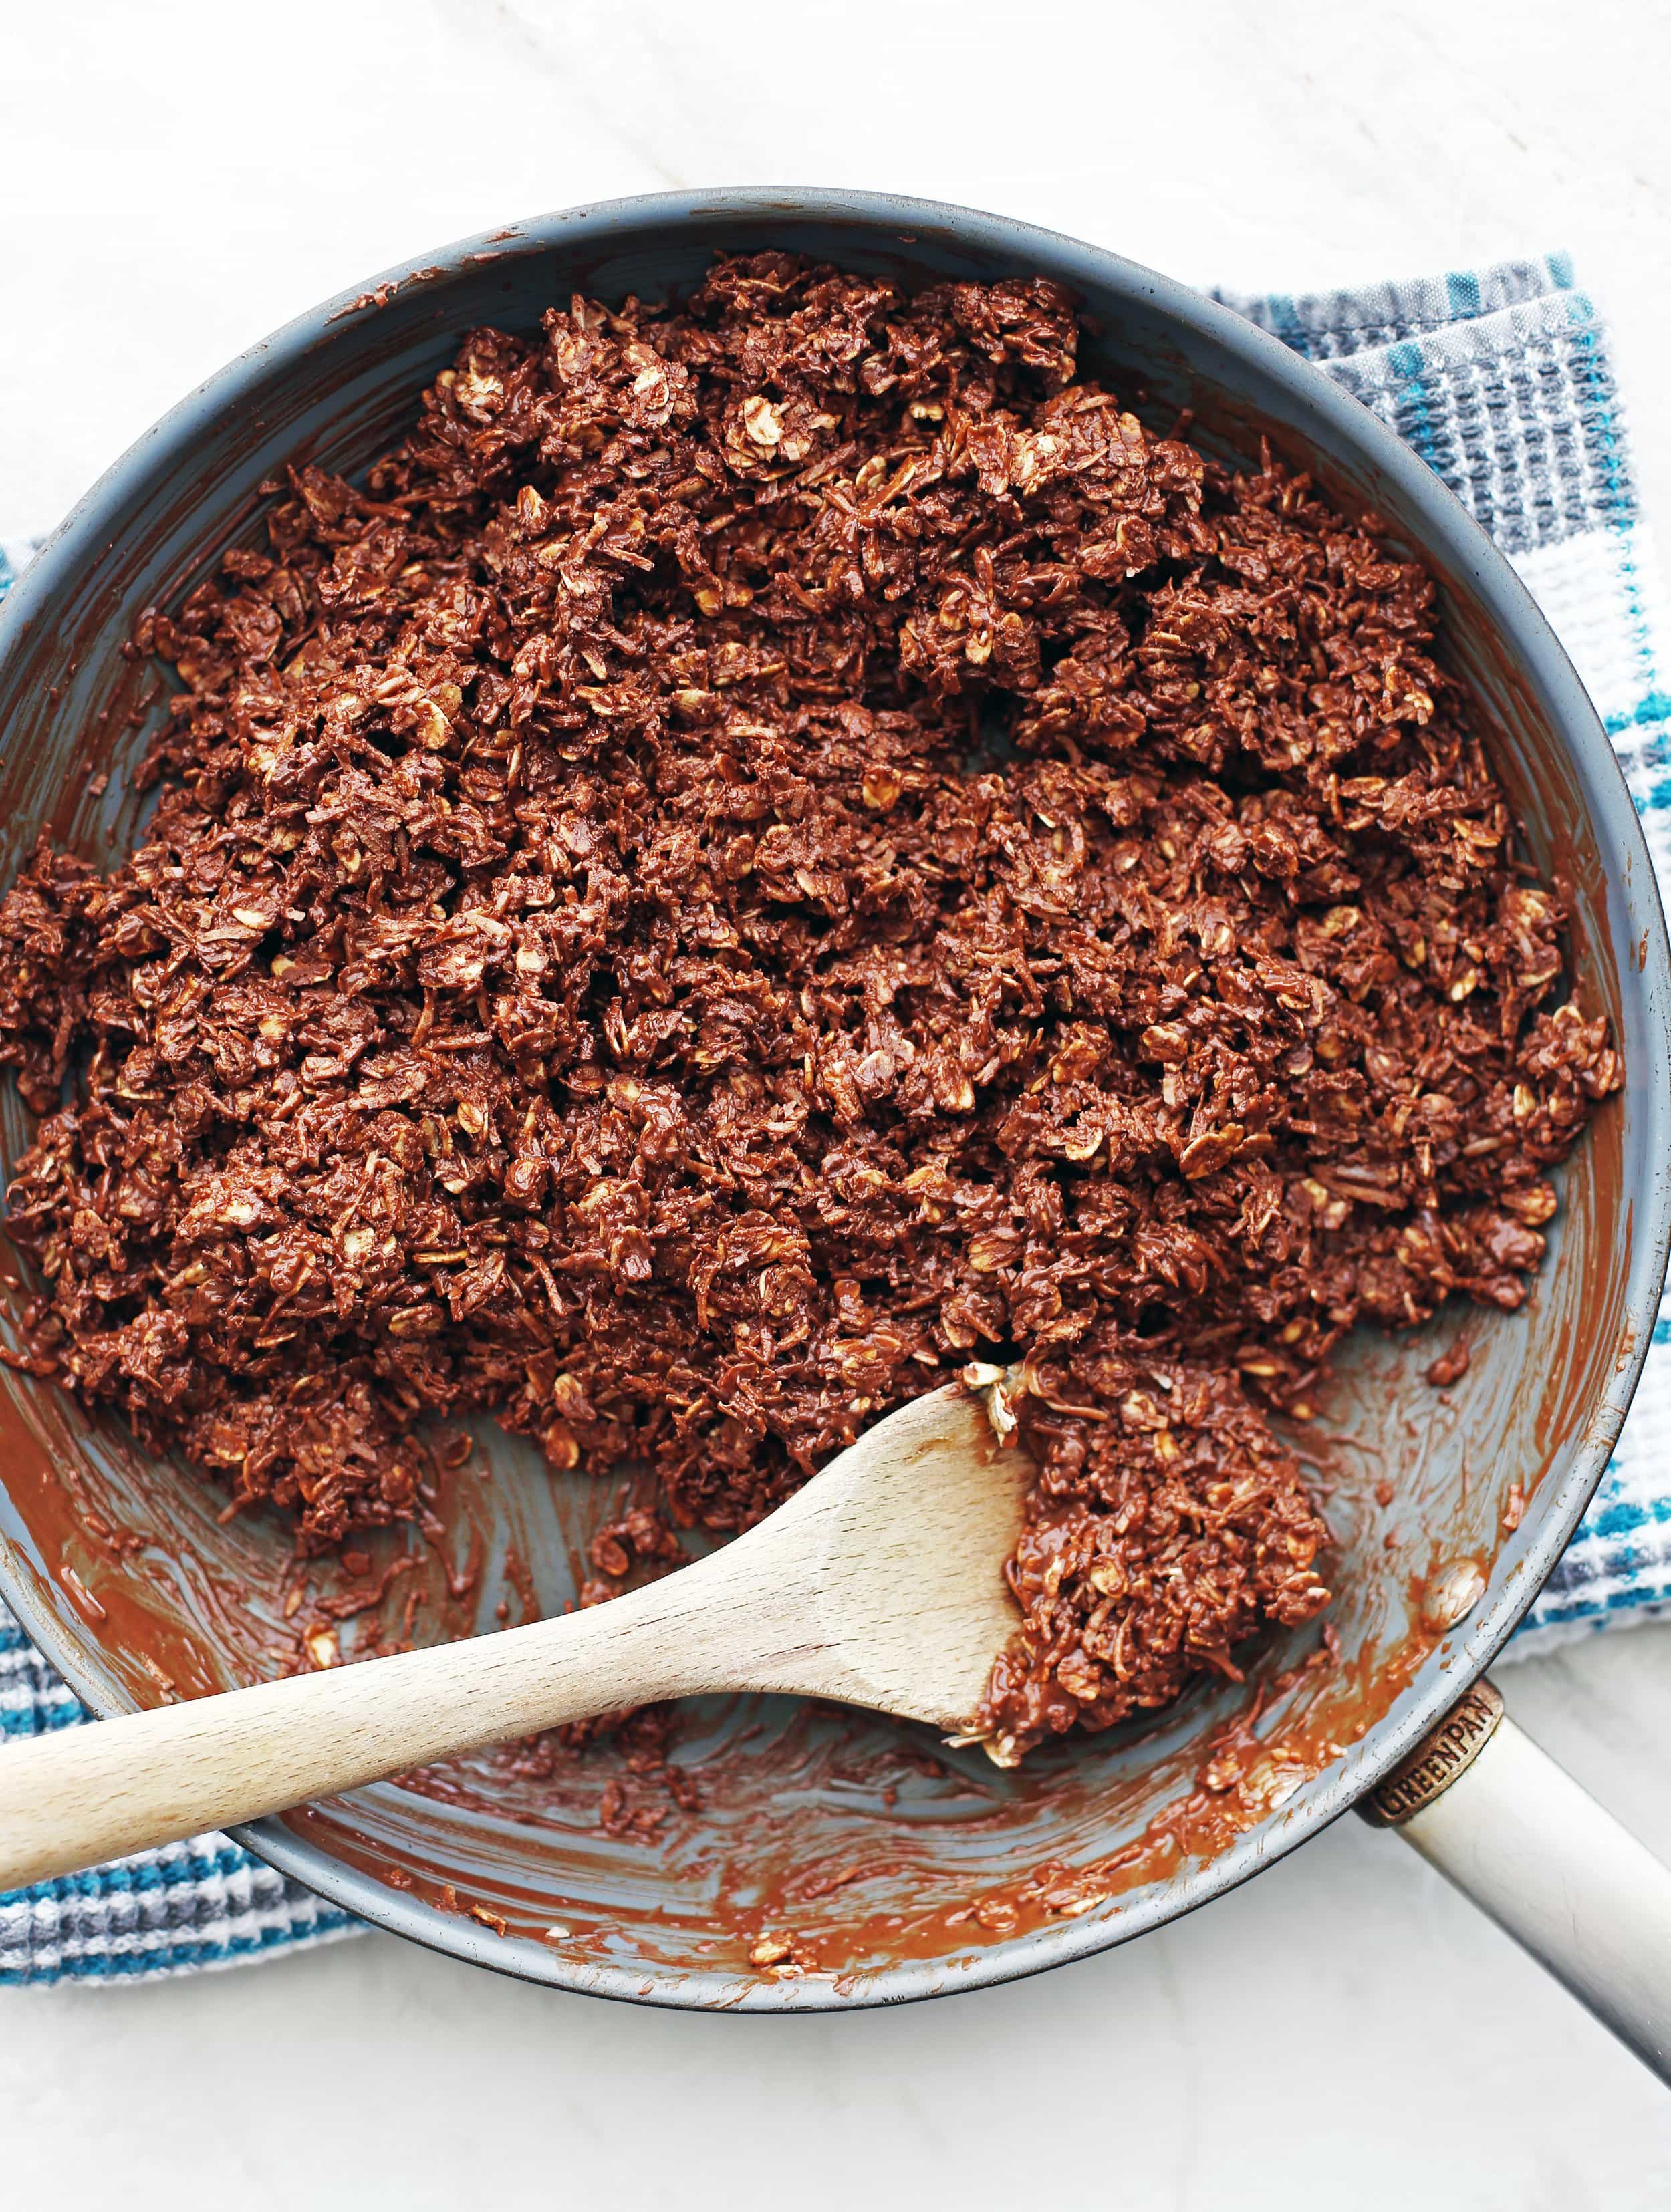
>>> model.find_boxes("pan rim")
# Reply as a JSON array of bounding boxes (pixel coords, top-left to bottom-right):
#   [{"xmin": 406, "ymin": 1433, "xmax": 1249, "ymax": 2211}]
[{"xmin": 2, "ymin": 184, "xmax": 1667, "ymax": 2012}]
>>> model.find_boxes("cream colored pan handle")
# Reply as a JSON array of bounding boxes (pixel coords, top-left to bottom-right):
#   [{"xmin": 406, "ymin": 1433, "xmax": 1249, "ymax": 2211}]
[{"xmin": 1362, "ymin": 1679, "xmax": 1671, "ymax": 2084}]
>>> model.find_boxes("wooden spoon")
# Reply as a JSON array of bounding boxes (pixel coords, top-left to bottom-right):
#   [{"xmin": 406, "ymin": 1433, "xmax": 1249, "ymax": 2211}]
[{"xmin": 0, "ymin": 1377, "xmax": 1027, "ymax": 1888}]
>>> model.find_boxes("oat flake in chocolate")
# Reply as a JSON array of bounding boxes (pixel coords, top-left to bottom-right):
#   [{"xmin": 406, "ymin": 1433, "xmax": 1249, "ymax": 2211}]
[{"xmin": 0, "ymin": 255, "xmax": 1618, "ymax": 1758}]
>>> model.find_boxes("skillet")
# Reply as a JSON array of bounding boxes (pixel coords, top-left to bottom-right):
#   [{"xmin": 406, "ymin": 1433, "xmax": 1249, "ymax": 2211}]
[{"xmin": 0, "ymin": 189, "xmax": 1668, "ymax": 2051}]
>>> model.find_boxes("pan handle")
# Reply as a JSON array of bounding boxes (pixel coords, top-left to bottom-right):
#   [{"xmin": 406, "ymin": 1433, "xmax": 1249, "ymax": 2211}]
[{"xmin": 1362, "ymin": 1677, "xmax": 1671, "ymax": 2083}]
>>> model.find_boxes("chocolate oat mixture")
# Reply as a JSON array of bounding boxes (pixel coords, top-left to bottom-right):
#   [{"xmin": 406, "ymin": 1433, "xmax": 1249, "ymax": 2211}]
[{"xmin": 0, "ymin": 256, "xmax": 1617, "ymax": 1758}]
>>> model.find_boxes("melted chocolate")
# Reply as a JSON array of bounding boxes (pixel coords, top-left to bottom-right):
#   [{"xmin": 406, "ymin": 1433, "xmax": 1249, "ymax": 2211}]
[{"xmin": 0, "ymin": 254, "xmax": 1615, "ymax": 1764}]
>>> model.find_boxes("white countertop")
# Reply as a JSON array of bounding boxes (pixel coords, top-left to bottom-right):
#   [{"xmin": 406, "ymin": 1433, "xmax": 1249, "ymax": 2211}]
[{"xmin": 5, "ymin": 1, "xmax": 1671, "ymax": 2199}]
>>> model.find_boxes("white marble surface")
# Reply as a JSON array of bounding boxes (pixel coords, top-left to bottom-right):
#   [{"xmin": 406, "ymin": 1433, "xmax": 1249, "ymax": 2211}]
[{"xmin": 5, "ymin": 1, "xmax": 1671, "ymax": 2199}]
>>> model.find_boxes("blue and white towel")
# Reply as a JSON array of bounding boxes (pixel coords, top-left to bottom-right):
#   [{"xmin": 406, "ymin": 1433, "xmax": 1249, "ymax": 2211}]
[
  {"xmin": 3, "ymin": 251, "xmax": 1669, "ymax": 1986},
  {"xmin": 0, "ymin": 1617, "xmax": 355, "ymax": 1984},
  {"xmin": 1218, "ymin": 253, "xmax": 1671, "ymax": 1646}
]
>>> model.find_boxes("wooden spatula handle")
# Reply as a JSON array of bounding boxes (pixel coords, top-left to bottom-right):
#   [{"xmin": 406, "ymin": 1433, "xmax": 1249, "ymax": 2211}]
[
  {"xmin": 0, "ymin": 1556, "xmax": 763, "ymax": 1887},
  {"xmin": 0, "ymin": 1383, "xmax": 1016, "ymax": 1890}
]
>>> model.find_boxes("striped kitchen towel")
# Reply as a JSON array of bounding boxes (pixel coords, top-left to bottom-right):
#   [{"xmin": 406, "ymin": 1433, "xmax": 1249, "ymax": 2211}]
[
  {"xmin": 1216, "ymin": 253, "xmax": 1671, "ymax": 1649},
  {"xmin": 3, "ymin": 251, "xmax": 1668, "ymax": 1987},
  {"xmin": 0, "ymin": 1611, "xmax": 358, "ymax": 1983}
]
